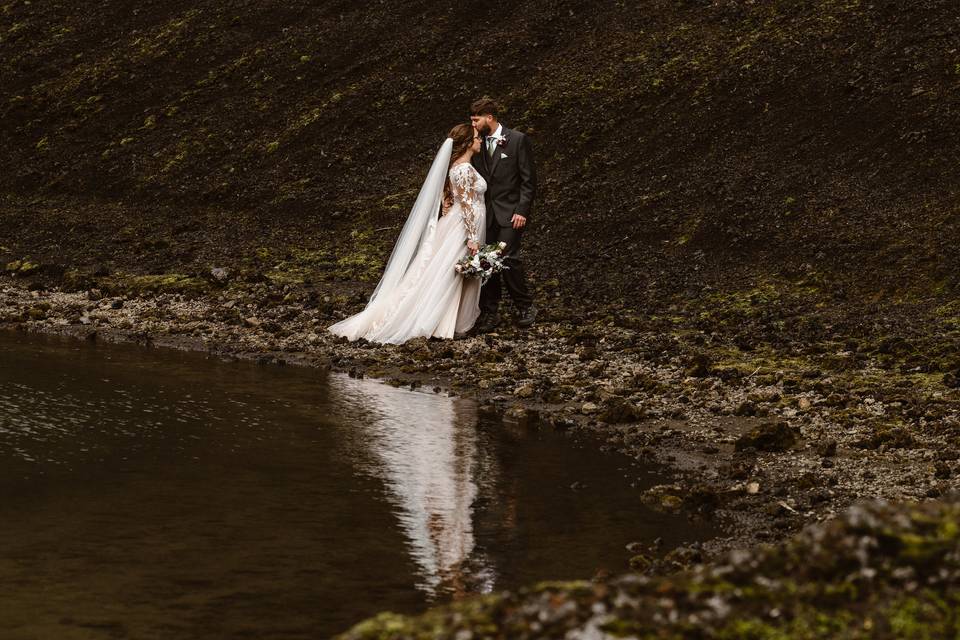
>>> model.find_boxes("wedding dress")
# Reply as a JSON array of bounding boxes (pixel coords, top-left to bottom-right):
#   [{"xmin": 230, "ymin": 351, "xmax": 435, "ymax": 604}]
[{"xmin": 328, "ymin": 139, "xmax": 487, "ymax": 344}]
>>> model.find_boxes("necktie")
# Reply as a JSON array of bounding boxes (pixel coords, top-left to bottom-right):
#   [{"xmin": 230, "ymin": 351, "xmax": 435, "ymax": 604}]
[{"xmin": 487, "ymin": 137, "xmax": 496, "ymax": 156}]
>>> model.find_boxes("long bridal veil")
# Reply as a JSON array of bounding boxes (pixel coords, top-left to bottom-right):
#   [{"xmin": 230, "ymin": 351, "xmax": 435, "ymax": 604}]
[{"xmin": 328, "ymin": 138, "xmax": 454, "ymax": 340}]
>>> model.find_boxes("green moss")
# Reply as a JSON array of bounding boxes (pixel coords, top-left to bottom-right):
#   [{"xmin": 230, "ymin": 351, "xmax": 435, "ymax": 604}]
[
  {"xmin": 887, "ymin": 593, "xmax": 955, "ymax": 639},
  {"xmin": 715, "ymin": 619, "xmax": 791, "ymax": 640},
  {"xmin": 103, "ymin": 273, "xmax": 209, "ymax": 296},
  {"xmin": 4, "ymin": 259, "xmax": 39, "ymax": 275},
  {"xmin": 336, "ymin": 229, "xmax": 387, "ymax": 281}
]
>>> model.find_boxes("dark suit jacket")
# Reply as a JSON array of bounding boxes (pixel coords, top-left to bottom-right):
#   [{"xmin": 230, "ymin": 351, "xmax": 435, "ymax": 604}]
[{"xmin": 471, "ymin": 126, "xmax": 537, "ymax": 227}]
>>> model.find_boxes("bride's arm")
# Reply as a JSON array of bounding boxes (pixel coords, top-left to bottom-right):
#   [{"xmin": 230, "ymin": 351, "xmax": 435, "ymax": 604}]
[{"xmin": 452, "ymin": 167, "xmax": 480, "ymax": 251}]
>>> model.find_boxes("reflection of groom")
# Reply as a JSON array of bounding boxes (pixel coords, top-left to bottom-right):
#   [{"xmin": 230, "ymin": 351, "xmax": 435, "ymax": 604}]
[{"xmin": 469, "ymin": 97, "xmax": 538, "ymax": 331}]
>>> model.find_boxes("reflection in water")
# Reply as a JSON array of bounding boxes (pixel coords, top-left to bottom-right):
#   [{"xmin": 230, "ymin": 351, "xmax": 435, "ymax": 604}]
[
  {"xmin": 0, "ymin": 332, "xmax": 711, "ymax": 638},
  {"xmin": 329, "ymin": 375, "xmax": 495, "ymax": 598}
]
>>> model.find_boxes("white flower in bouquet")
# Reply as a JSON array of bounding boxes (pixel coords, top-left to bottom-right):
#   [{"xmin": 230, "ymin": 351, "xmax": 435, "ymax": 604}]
[{"xmin": 454, "ymin": 241, "xmax": 510, "ymax": 282}]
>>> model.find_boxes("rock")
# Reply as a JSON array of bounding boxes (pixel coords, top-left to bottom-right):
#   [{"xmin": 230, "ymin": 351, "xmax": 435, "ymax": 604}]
[
  {"xmin": 797, "ymin": 397, "xmax": 812, "ymax": 410},
  {"xmin": 628, "ymin": 554, "xmax": 652, "ymax": 571},
  {"xmin": 796, "ymin": 472, "xmax": 820, "ymax": 490},
  {"xmin": 770, "ymin": 500, "xmax": 798, "ymax": 516},
  {"xmin": 549, "ymin": 416, "xmax": 576, "ymax": 430},
  {"xmin": 660, "ymin": 495, "xmax": 683, "ymax": 510},
  {"xmin": 735, "ymin": 421, "xmax": 800, "ymax": 452},
  {"xmin": 224, "ymin": 299, "xmax": 237, "ymax": 309},
  {"xmin": 87, "ymin": 288, "xmax": 103, "ymax": 301},
  {"xmin": 684, "ymin": 352, "xmax": 712, "ymax": 377},
  {"xmin": 577, "ymin": 346, "xmax": 598, "ymax": 361},
  {"xmin": 581, "ymin": 402, "xmax": 599, "ymax": 414},
  {"xmin": 816, "ymin": 439, "xmax": 838, "ymax": 457},
  {"xmin": 854, "ymin": 426, "xmax": 916, "ymax": 450},
  {"xmin": 746, "ymin": 482, "xmax": 760, "ymax": 494},
  {"xmin": 27, "ymin": 306, "xmax": 47, "ymax": 320},
  {"xmin": 110, "ymin": 299, "xmax": 124, "ymax": 309},
  {"xmin": 625, "ymin": 541, "xmax": 646, "ymax": 553},
  {"xmin": 210, "ymin": 267, "xmax": 230, "ymax": 282},
  {"xmin": 599, "ymin": 397, "xmax": 644, "ymax": 423},
  {"xmin": 514, "ymin": 384, "xmax": 535, "ymax": 398},
  {"xmin": 244, "ymin": 316, "xmax": 261, "ymax": 328},
  {"xmin": 734, "ymin": 400, "xmax": 756, "ymax": 416},
  {"xmin": 663, "ymin": 544, "xmax": 703, "ymax": 568}
]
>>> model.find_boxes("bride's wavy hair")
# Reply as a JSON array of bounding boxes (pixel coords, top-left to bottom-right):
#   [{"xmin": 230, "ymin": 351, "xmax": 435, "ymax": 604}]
[{"xmin": 442, "ymin": 123, "xmax": 476, "ymax": 210}]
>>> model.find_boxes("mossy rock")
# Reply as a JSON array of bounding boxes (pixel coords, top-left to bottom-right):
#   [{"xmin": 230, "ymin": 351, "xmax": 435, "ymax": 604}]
[
  {"xmin": 854, "ymin": 425, "xmax": 917, "ymax": 450},
  {"xmin": 105, "ymin": 273, "xmax": 210, "ymax": 297},
  {"xmin": 599, "ymin": 397, "xmax": 645, "ymax": 424},
  {"xmin": 62, "ymin": 268, "xmax": 97, "ymax": 291},
  {"xmin": 4, "ymin": 259, "xmax": 40, "ymax": 275},
  {"xmin": 735, "ymin": 421, "xmax": 800, "ymax": 452},
  {"xmin": 339, "ymin": 496, "xmax": 960, "ymax": 639},
  {"xmin": 27, "ymin": 305, "xmax": 49, "ymax": 320},
  {"xmin": 684, "ymin": 352, "xmax": 713, "ymax": 377}
]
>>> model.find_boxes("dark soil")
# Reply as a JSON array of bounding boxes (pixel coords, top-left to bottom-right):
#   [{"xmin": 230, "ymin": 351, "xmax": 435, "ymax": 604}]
[{"xmin": 1, "ymin": 0, "xmax": 958, "ymax": 309}]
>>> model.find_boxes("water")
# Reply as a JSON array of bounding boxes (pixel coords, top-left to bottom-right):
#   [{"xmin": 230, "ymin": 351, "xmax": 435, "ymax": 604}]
[{"xmin": 0, "ymin": 331, "xmax": 708, "ymax": 638}]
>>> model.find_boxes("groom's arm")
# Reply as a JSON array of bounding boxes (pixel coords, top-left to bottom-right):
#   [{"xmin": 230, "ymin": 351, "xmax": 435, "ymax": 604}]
[{"xmin": 515, "ymin": 133, "xmax": 537, "ymax": 221}]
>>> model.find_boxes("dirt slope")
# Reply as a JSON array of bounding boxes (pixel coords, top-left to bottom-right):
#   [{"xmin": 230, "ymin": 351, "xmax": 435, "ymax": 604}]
[{"xmin": 1, "ymin": 0, "xmax": 958, "ymax": 307}]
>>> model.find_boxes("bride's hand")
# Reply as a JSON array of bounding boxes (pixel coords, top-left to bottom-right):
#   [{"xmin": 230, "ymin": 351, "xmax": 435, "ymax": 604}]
[{"xmin": 467, "ymin": 240, "xmax": 479, "ymax": 255}]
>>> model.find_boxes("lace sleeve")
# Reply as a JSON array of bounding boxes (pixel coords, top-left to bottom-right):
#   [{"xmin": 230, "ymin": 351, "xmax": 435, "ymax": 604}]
[{"xmin": 451, "ymin": 165, "xmax": 480, "ymax": 245}]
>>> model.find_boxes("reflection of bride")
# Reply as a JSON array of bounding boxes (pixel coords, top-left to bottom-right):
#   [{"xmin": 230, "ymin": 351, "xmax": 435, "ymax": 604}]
[{"xmin": 328, "ymin": 374, "xmax": 495, "ymax": 597}]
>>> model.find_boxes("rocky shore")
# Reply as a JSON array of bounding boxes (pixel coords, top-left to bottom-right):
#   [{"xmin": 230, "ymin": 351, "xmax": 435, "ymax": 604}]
[{"xmin": 4, "ymin": 272, "xmax": 958, "ymax": 566}]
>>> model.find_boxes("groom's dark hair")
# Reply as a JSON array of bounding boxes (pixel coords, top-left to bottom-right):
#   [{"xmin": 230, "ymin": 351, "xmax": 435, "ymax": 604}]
[{"xmin": 470, "ymin": 97, "xmax": 500, "ymax": 117}]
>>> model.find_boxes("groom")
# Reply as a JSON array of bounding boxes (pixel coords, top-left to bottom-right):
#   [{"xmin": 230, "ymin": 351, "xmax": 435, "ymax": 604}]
[{"xmin": 469, "ymin": 97, "xmax": 538, "ymax": 330}]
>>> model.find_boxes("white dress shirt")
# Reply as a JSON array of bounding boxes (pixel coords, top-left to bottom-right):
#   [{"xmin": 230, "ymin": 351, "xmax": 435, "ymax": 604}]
[{"xmin": 486, "ymin": 123, "xmax": 503, "ymax": 155}]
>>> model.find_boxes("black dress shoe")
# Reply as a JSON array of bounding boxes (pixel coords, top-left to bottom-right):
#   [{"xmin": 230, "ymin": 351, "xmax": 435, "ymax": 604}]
[
  {"xmin": 476, "ymin": 312, "xmax": 500, "ymax": 333},
  {"xmin": 516, "ymin": 304, "xmax": 538, "ymax": 328}
]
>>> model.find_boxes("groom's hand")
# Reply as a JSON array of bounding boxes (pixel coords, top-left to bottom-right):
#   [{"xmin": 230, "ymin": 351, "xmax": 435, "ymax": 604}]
[
  {"xmin": 511, "ymin": 213, "xmax": 527, "ymax": 230},
  {"xmin": 441, "ymin": 195, "xmax": 453, "ymax": 216}
]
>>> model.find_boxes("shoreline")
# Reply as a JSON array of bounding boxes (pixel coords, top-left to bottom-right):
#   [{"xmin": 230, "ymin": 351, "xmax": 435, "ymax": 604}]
[{"xmin": 4, "ymin": 277, "xmax": 957, "ymax": 567}]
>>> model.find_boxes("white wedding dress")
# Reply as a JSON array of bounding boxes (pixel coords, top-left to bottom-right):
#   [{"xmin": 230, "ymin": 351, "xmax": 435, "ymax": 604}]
[{"xmin": 329, "ymin": 143, "xmax": 486, "ymax": 344}]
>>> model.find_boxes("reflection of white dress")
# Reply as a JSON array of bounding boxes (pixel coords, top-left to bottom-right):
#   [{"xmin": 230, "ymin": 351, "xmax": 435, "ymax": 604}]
[
  {"xmin": 328, "ymin": 374, "xmax": 495, "ymax": 597},
  {"xmin": 329, "ymin": 163, "xmax": 486, "ymax": 344}
]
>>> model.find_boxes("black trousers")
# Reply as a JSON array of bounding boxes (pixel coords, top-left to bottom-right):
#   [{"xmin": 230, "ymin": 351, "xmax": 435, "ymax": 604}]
[{"xmin": 480, "ymin": 221, "xmax": 533, "ymax": 314}]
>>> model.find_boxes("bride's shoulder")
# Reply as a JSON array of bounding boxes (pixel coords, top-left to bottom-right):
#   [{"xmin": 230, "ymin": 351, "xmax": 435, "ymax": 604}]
[
  {"xmin": 449, "ymin": 162, "xmax": 478, "ymax": 179},
  {"xmin": 449, "ymin": 162, "xmax": 474, "ymax": 173}
]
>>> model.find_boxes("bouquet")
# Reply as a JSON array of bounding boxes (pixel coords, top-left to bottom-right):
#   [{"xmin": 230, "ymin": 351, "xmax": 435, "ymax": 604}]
[{"xmin": 455, "ymin": 241, "xmax": 509, "ymax": 282}]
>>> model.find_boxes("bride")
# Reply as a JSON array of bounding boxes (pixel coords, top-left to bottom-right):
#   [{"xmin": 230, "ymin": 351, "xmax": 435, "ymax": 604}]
[{"xmin": 328, "ymin": 124, "xmax": 487, "ymax": 344}]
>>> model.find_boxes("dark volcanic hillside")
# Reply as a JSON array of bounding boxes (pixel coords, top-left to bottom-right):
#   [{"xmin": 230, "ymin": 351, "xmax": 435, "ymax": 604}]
[{"xmin": 1, "ymin": 0, "xmax": 958, "ymax": 307}]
